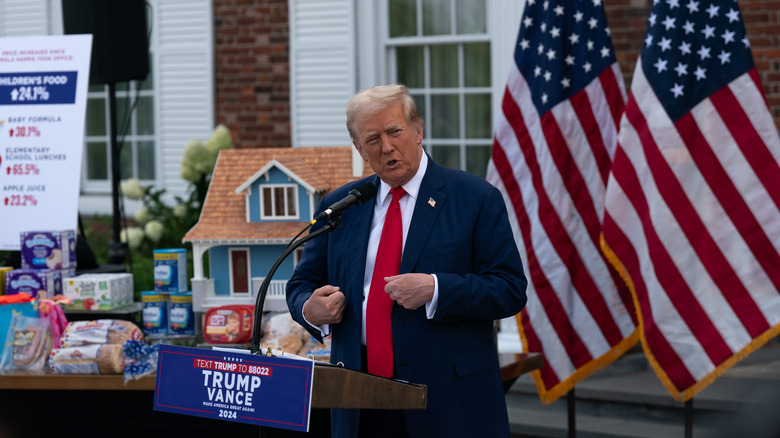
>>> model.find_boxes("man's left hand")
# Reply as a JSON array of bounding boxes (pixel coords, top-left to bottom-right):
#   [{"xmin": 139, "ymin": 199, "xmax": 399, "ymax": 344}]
[{"xmin": 384, "ymin": 273, "xmax": 434, "ymax": 310}]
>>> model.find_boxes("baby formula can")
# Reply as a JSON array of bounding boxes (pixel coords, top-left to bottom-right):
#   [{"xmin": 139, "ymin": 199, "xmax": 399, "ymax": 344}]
[
  {"xmin": 141, "ymin": 291, "xmax": 168, "ymax": 336},
  {"xmin": 168, "ymin": 291, "xmax": 194, "ymax": 335},
  {"xmin": 153, "ymin": 248, "xmax": 188, "ymax": 293}
]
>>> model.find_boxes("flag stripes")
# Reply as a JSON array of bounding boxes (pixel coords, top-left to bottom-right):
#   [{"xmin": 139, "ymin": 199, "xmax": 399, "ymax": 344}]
[
  {"xmin": 602, "ymin": 52, "xmax": 780, "ymax": 400},
  {"xmin": 489, "ymin": 58, "xmax": 637, "ymax": 402}
]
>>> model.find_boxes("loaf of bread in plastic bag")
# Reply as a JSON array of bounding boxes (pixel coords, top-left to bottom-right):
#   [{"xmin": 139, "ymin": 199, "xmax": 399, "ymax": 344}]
[
  {"xmin": 50, "ymin": 343, "xmax": 125, "ymax": 374},
  {"xmin": 59, "ymin": 319, "xmax": 143, "ymax": 347}
]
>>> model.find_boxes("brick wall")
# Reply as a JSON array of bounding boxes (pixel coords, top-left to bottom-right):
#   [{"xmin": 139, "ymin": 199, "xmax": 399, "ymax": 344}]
[
  {"xmin": 607, "ymin": 0, "xmax": 780, "ymax": 129},
  {"xmin": 211, "ymin": 0, "xmax": 780, "ymax": 148},
  {"xmin": 213, "ymin": 0, "xmax": 290, "ymax": 149},
  {"xmin": 604, "ymin": 0, "xmax": 652, "ymax": 86},
  {"xmin": 739, "ymin": 0, "xmax": 780, "ymax": 127}
]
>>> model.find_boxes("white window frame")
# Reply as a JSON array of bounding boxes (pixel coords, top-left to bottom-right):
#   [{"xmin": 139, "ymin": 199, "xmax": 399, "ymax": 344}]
[
  {"xmin": 259, "ymin": 184, "xmax": 300, "ymax": 220},
  {"xmin": 353, "ymin": 0, "xmax": 524, "ymax": 156},
  {"xmin": 382, "ymin": 0, "xmax": 491, "ymax": 175},
  {"xmin": 82, "ymin": 79, "xmax": 157, "ymax": 194}
]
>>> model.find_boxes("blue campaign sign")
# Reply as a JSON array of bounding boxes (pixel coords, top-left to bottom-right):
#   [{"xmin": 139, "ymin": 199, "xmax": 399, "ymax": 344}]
[
  {"xmin": 0, "ymin": 71, "xmax": 78, "ymax": 105},
  {"xmin": 154, "ymin": 345, "xmax": 314, "ymax": 432}
]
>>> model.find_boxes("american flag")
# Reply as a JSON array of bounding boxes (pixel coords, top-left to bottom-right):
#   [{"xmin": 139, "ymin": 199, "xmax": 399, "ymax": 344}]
[
  {"xmin": 601, "ymin": 0, "xmax": 780, "ymax": 401},
  {"xmin": 486, "ymin": 0, "xmax": 638, "ymax": 403}
]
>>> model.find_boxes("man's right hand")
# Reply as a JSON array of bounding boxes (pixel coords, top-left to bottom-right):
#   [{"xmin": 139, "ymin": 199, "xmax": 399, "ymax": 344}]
[{"xmin": 303, "ymin": 285, "xmax": 346, "ymax": 325}]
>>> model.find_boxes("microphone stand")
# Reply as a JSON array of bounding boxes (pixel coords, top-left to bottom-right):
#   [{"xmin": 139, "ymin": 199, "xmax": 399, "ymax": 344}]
[{"xmin": 250, "ymin": 216, "xmax": 343, "ymax": 354}]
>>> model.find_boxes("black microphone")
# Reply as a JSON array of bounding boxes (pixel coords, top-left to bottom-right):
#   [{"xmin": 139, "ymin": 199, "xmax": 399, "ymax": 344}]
[{"xmin": 312, "ymin": 182, "xmax": 377, "ymax": 223}]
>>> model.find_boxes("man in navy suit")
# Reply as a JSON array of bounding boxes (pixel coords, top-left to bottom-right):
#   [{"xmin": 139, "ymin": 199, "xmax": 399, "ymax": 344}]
[{"xmin": 286, "ymin": 84, "xmax": 527, "ymax": 437}]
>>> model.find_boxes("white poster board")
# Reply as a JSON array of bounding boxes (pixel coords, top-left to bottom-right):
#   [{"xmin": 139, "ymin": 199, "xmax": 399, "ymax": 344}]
[{"xmin": 0, "ymin": 34, "xmax": 92, "ymax": 250}]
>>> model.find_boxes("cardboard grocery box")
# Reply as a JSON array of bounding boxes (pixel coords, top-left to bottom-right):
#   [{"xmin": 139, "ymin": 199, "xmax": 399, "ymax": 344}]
[
  {"xmin": 19, "ymin": 230, "xmax": 77, "ymax": 270},
  {"xmin": 64, "ymin": 273, "xmax": 133, "ymax": 310},
  {"xmin": 4, "ymin": 269, "xmax": 63, "ymax": 298}
]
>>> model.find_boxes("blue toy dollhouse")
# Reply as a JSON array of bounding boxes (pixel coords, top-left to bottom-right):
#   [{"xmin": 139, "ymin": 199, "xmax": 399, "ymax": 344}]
[{"xmin": 183, "ymin": 147, "xmax": 371, "ymax": 312}]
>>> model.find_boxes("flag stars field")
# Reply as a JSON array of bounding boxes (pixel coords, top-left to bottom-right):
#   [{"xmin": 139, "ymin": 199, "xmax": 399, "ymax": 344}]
[{"xmin": 642, "ymin": 0, "xmax": 751, "ymax": 118}]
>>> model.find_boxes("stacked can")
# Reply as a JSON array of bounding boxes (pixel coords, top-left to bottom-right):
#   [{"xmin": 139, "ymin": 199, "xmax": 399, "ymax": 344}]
[
  {"xmin": 141, "ymin": 291, "xmax": 168, "ymax": 336},
  {"xmin": 153, "ymin": 249, "xmax": 188, "ymax": 293},
  {"xmin": 141, "ymin": 248, "xmax": 193, "ymax": 337},
  {"xmin": 168, "ymin": 291, "xmax": 194, "ymax": 335}
]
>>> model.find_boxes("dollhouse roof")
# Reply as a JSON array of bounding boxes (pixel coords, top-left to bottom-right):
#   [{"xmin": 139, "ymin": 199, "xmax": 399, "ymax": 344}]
[
  {"xmin": 182, "ymin": 147, "xmax": 372, "ymax": 243},
  {"xmin": 234, "ymin": 157, "xmax": 328, "ymax": 194}
]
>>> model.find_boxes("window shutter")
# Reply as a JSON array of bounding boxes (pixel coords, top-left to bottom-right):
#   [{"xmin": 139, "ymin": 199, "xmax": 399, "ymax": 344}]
[
  {"xmin": 0, "ymin": 0, "xmax": 48, "ymax": 36},
  {"xmin": 289, "ymin": 0, "xmax": 355, "ymax": 148},
  {"xmin": 154, "ymin": 0, "xmax": 214, "ymax": 197}
]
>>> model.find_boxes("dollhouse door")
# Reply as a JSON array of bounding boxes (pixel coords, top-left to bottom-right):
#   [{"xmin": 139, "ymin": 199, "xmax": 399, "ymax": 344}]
[{"xmin": 229, "ymin": 248, "xmax": 250, "ymax": 295}]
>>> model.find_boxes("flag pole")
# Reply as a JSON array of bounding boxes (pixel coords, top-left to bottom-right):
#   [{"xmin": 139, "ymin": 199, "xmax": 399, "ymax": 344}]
[
  {"xmin": 568, "ymin": 387, "xmax": 576, "ymax": 438},
  {"xmin": 684, "ymin": 398, "xmax": 693, "ymax": 438}
]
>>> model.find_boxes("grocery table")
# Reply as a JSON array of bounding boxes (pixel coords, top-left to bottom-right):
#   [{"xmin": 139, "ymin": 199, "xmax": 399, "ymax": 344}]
[{"xmin": 0, "ymin": 353, "xmax": 541, "ymax": 437}]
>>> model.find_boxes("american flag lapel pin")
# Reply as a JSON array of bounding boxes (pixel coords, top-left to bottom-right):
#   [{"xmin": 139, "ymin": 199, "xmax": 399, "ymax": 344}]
[{"xmin": 428, "ymin": 197, "xmax": 436, "ymax": 207}]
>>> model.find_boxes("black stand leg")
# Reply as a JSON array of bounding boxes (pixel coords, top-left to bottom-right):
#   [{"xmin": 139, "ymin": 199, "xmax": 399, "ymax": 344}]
[
  {"xmin": 568, "ymin": 387, "xmax": 576, "ymax": 438},
  {"xmin": 107, "ymin": 81, "xmax": 128, "ymax": 264},
  {"xmin": 685, "ymin": 398, "xmax": 693, "ymax": 438}
]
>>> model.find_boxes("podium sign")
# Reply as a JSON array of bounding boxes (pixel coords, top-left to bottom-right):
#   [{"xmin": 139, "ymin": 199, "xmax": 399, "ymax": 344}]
[{"xmin": 154, "ymin": 345, "xmax": 314, "ymax": 432}]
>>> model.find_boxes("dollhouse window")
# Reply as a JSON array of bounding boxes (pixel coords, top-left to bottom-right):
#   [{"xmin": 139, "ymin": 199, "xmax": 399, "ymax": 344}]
[{"xmin": 260, "ymin": 184, "xmax": 299, "ymax": 220}]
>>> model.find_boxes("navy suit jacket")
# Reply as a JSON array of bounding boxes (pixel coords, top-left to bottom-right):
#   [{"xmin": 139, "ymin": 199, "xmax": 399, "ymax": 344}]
[{"xmin": 287, "ymin": 156, "xmax": 527, "ymax": 437}]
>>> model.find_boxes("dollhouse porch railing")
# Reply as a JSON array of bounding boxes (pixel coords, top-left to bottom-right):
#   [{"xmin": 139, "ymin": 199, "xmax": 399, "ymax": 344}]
[
  {"xmin": 252, "ymin": 277, "xmax": 288, "ymax": 311},
  {"xmin": 190, "ymin": 277, "xmax": 288, "ymax": 312}
]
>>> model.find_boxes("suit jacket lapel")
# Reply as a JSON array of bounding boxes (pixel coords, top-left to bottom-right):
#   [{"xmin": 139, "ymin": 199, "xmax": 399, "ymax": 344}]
[{"xmin": 401, "ymin": 159, "xmax": 447, "ymax": 273}]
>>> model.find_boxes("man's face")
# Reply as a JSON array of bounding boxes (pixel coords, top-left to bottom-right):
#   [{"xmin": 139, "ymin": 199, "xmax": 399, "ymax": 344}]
[{"xmin": 353, "ymin": 102, "xmax": 423, "ymax": 188}]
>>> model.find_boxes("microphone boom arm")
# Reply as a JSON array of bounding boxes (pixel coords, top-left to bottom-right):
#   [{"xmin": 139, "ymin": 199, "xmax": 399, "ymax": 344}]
[{"xmin": 250, "ymin": 216, "xmax": 342, "ymax": 354}]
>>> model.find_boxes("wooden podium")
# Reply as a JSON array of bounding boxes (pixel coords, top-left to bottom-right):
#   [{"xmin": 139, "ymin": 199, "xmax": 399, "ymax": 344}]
[
  {"xmin": 311, "ymin": 363, "xmax": 426, "ymax": 409},
  {"xmin": 309, "ymin": 352, "xmax": 543, "ymax": 409}
]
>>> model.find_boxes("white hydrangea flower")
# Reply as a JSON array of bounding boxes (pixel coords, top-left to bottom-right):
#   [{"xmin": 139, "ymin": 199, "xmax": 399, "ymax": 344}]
[
  {"xmin": 180, "ymin": 162, "xmax": 198, "ymax": 183},
  {"xmin": 180, "ymin": 139, "xmax": 214, "ymax": 182},
  {"xmin": 144, "ymin": 220, "xmax": 165, "ymax": 243},
  {"xmin": 173, "ymin": 203, "xmax": 188, "ymax": 218},
  {"xmin": 120, "ymin": 227, "xmax": 145, "ymax": 250},
  {"xmin": 120, "ymin": 178, "xmax": 145, "ymax": 200},
  {"xmin": 134, "ymin": 206, "xmax": 149, "ymax": 224},
  {"xmin": 205, "ymin": 124, "xmax": 234, "ymax": 156}
]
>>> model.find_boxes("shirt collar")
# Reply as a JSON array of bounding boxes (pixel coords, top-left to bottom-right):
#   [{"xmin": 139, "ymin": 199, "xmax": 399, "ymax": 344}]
[{"xmin": 377, "ymin": 152, "xmax": 428, "ymax": 205}]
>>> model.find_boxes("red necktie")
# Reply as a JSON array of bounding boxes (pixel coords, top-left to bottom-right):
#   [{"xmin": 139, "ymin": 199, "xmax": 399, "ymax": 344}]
[{"xmin": 366, "ymin": 186, "xmax": 406, "ymax": 378}]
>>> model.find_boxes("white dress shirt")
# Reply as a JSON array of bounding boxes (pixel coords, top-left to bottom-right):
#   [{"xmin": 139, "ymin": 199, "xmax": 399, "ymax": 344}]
[{"xmin": 359, "ymin": 153, "xmax": 439, "ymax": 344}]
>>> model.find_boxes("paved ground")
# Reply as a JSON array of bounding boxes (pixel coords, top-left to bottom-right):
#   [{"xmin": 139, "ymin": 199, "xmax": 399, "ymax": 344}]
[{"xmin": 506, "ymin": 338, "xmax": 780, "ymax": 438}]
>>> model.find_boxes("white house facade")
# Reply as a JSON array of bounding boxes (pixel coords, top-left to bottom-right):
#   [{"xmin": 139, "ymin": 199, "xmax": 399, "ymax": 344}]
[{"xmin": 0, "ymin": 0, "xmax": 523, "ymax": 216}]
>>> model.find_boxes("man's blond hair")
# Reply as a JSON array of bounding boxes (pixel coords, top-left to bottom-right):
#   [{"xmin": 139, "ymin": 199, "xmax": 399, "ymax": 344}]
[{"xmin": 346, "ymin": 84, "xmax": 423, "ymax": 142}]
